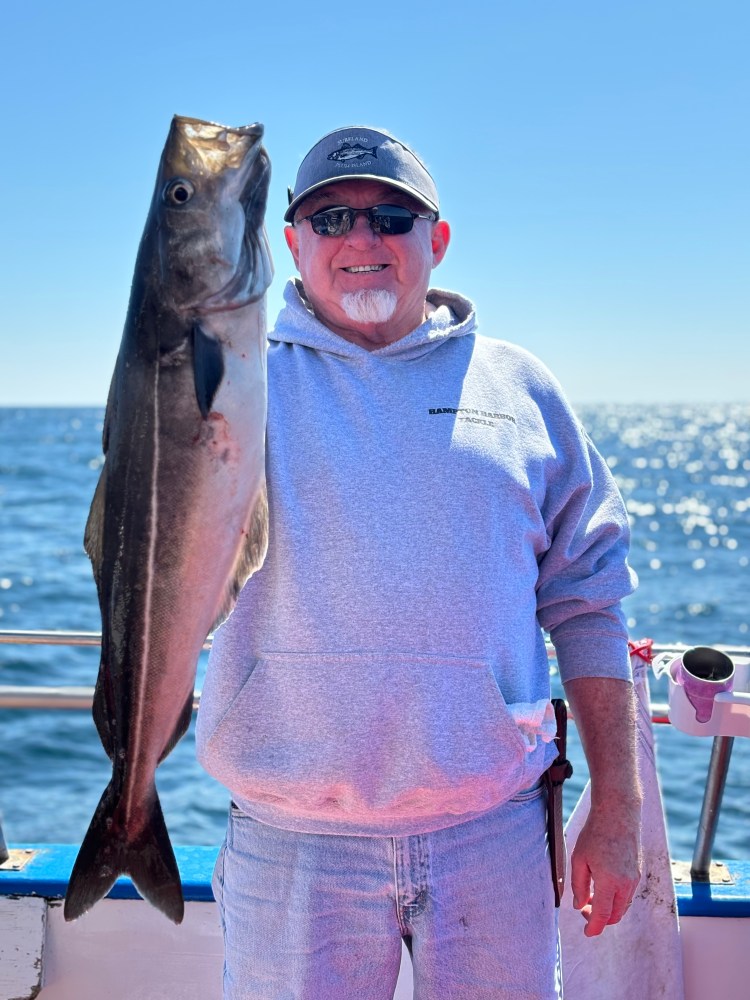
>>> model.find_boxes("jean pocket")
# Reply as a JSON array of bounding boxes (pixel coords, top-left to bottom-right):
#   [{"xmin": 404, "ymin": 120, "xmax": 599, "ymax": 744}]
[
  {"xmin": 509, "ymin": 780, "xmax": 546, "ymax": 803},
  {"xmin": 212, "ymin": 839, "xmax": 227, "ymax": 919}
]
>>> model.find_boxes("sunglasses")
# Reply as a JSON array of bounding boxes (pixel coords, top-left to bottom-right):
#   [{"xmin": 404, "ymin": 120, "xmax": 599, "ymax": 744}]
[{"xmin": 297, "ymin": 204, "xmax": 438, "ymax": 237}]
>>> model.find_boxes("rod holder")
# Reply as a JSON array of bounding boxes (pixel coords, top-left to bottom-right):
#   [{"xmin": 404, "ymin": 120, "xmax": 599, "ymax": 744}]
[{"xmin": 691, "ymin": 734, "xmax": 735, "ymax": 880}]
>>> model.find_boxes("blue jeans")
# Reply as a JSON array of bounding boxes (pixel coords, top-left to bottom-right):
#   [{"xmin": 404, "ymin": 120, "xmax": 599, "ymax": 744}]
[{"xmin": 213, "ymin": 785, "xmax": 562, "ymax": 999}]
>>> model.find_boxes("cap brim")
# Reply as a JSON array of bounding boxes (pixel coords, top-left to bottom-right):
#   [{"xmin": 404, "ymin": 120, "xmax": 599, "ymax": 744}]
[{"xmin": 284, "ymin": 175, "xmax": 439, "ymax": 222}]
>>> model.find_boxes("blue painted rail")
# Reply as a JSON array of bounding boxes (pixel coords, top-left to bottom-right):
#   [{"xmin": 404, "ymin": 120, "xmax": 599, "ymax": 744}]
[{"xmin": 2, "ymin": 842, "xmax": 750, "ymax": 917}]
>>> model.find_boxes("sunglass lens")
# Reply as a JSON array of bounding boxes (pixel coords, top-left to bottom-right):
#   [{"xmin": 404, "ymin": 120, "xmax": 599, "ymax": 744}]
[
  {"xmin": 310, "ymin": 209, "xmax": 352, "ymax": 236},
  {"xmin": 371, "ymin": 206, "xmax": 414, "ymax": 235},
  {"xmin": 307, "ymin": 206, "xmax": 420, "ymax": 236}
]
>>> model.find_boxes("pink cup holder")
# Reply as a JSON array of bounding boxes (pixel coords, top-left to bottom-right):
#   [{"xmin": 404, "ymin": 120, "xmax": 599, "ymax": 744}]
[{"xmin": 670, "ymin": 646, "xmax": 735, "ymax": 723}]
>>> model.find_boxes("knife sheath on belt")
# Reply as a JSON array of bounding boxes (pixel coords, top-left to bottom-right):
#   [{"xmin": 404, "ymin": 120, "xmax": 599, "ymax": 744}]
[{"xmin": 543, "ymin": 698, "xmax": 574, "ymax": 907}]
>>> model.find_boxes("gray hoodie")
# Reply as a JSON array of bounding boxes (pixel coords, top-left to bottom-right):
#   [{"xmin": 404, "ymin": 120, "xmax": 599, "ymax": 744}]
[{"xmin": 196, "ymin": 279, "xmax": 636, "ymax": 836}]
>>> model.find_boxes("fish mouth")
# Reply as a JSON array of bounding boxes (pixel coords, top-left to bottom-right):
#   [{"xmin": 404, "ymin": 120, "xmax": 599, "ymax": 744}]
[
  {"xmin": 174, "ymin": 116, "xmax": 264, "ymax": 138},
  {"xmin": 171, "ymin": 117, "xmax": 265, "ymax": 174}
]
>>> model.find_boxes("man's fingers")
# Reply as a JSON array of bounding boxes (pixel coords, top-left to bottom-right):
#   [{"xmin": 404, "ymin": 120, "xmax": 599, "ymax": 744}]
[
  {"xmin": 579, "ymin": 884, "xmax": 638, "ymax": 936},
  {"xmin": 581, "ymin": 888, "xmax": 615, "ymax": 937},
  {"xmin": 607, "ymin": 891, "xmax": 635, "ymax": 925},
  {"xmin": 570, "ymin": 854, "xmax": 592, "ymax": 910},
  {"xmin": 569, "ymin": 806, "xmax": 642, "ymax": 931}
]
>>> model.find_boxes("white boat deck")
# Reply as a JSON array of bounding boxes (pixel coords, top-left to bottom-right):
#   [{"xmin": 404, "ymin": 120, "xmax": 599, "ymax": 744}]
[{"xmin": 3, "ymin": 634, "xmax": 750, "ymax": 998}]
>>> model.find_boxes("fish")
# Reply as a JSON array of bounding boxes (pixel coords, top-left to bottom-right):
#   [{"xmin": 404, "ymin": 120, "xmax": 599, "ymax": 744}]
[
  {"xmin": 327, "ymin": 142, "xmax": 379, "ymax": 161},
  {"xmin": 63, "ymin": 115, "xmax": 273, "ymax": 924}
]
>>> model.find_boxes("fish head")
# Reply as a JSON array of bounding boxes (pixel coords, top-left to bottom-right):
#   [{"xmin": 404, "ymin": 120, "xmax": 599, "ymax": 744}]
[{"xmin": 154, "ymin": 116, "xmax": 273, "ymax": 313}]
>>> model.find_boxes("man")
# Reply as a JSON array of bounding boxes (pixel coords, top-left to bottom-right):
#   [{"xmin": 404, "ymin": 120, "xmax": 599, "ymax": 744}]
[{"xmin": 196, "ymin": 126, "xmax": 643, "ymax": 1000}]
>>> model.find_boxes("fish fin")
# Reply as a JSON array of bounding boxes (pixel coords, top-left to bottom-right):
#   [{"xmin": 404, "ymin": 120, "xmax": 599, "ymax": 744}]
[
  {"xmin": 212, "ymin": 482, "xmax": 269, "ymax": 630},
  {"xmin": 192, "ymin": 323, "xmax": 225, "ymax": 418},
  {"xmin": 91, "ymin": 665, "xmax": 115, "ymax": 760},
  {"xmin": 157, "ymin": 691, "xmax": 194, "ymax": 764},
  {"xmin": 83, "ymin": 468, "xmax": 107, "ymax": 588},
  {"xmin": 101, "ymin": 366, "xmax": 118, "ymax": 455},
  {"xmin": 64, "ymin": 781, "xmax": 184, "ymax": 924}
]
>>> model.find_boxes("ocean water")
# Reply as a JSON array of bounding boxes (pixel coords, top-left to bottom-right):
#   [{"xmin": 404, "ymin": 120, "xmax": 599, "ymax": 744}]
[{"xmin": 0, "ymin": 404, "xmax": 749, "ymax": 862}]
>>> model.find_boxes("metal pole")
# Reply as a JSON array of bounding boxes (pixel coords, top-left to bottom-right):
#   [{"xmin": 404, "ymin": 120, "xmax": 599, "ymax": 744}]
[
  {"xmin": 0, "ymin": 685, "xmax": 201, "ymax": 711},
  {"xmin": 691, "ymin": 734, "xmax": 735, "ymax": 879}
]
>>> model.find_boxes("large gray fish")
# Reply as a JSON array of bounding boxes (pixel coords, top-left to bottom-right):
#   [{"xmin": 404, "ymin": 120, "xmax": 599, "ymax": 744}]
[{"xmin": 64, "ymin": 116, "xmax": 272, "ymax": 924}]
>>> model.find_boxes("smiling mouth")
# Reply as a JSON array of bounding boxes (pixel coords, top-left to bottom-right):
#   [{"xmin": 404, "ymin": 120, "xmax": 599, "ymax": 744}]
[{"xmin": 342, "ymin": 264, "xmax": 388, "ymax": 273}]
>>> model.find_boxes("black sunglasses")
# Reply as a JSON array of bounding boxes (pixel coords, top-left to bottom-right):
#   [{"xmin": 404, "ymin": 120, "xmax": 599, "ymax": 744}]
[{"xmin": 296, "ymin": 204, "xmax": 437, "ymax": 237}]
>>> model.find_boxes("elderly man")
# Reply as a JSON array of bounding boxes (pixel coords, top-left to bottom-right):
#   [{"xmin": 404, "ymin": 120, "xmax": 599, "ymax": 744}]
[{"xmin": 197, "ymin": 126, "xmax": 642, "ymax": 1000}]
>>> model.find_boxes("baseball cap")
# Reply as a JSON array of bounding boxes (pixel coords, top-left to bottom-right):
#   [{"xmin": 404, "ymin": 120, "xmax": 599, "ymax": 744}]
[{"xmin": 284, "ymin": 126, "xmax": 439, "ymax": 223}]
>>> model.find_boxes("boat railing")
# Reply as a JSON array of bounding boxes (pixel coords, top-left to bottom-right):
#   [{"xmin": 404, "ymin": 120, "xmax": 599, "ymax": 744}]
[
  {"xmin": 0, "ymin": 630, "xmax": 210, "ymax": 710},
  {"xmin": 2, "ymin": 630, "xmax": 749, "ymax": 881},
  {"xmin": 0, "ymin": 628, "xmax": 702, "ymax": 715}
]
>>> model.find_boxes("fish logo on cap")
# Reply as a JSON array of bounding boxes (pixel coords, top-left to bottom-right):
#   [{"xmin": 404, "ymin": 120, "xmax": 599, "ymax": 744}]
[{"xmin": 327, "ymin": 142, "xmax": 380, "ymax": 162}]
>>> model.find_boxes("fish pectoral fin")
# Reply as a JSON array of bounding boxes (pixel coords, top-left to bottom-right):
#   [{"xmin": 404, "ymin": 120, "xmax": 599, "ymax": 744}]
[
  {"xmin": 192, "ymin": 322, "xmax": 225, "ymax": 418},
  {"xmin": 212, "ymin": 482, "xmax": 269, "ymax": 630},
  {"xmin": 158, "ymin": 691, "xmax": 194, "ymax": 764},
  {"xmin": 64, "ymin": 781, "xmax": 184, "ymax": 924}
]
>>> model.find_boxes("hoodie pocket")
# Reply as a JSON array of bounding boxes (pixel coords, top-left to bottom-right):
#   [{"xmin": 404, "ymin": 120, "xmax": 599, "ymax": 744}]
[{"xmin": 201, "ymin": 650, "xmax": 530, "ymax": 823}]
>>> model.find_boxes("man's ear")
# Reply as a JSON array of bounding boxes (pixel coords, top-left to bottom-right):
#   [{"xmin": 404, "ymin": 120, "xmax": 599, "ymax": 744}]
[
  {"xmin": 431, "ymin": 220, "xmax": 451, "ymax": 267},
  {"xmin": 284, "ymin": 225, "xmax": 301, "ymax": 270}
]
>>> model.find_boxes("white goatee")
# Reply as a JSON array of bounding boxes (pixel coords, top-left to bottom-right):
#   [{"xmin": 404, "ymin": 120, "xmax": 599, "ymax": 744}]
[{"xmin": 340, "ymin": 289, "xmax": 397, "ymax": 325}]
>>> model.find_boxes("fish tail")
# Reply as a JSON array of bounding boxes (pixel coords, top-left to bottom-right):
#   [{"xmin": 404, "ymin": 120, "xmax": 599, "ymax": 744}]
[{"xmin": 64, "ymin": 781, "xmax": 184, "ymax": 924}]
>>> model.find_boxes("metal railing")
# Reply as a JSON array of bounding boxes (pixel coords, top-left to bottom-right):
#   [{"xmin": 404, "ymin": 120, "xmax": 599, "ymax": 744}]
[
  {"xmin": 2, "ymin": 629, "xmax": 749, "ymax": 880},
  {"xmin": 6, "ymin": 628, "xmax": 735, "ymax": 716},
  {"xmin": 0, "ymin": 629, "xmax": 211, "ymax": 709}
]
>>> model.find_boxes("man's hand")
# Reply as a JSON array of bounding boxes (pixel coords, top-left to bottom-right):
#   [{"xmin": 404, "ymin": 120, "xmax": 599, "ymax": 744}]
[
  {"xmin": 563, "ymin": 675, "xmax": 643, "ymax": 937},
  {"xmin": 570, "ymin": 798, "xmax": 642, "ymax": 936}
]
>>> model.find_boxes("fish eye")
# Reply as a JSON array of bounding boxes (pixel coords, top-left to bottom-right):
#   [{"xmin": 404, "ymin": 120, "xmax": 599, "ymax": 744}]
[{"xmin": 163, "ymin": 178, "xmax": 195, "ymax": 205}]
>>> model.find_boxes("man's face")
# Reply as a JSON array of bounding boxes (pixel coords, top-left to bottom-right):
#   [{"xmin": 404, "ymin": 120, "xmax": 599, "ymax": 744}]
[{"xmin": 284, "ymin": 180, "xmax": 450, "ymax": 349}]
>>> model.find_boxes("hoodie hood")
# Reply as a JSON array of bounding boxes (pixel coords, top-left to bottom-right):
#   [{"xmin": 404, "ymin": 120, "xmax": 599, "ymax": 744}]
[{"xmin": 269, "ymin": 278, "xmax": 477, "ymax": 361}]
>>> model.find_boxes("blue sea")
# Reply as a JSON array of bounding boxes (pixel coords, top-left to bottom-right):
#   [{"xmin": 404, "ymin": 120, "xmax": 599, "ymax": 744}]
[{"xmin": 1, "ymin": 405, "xmax": 749, "ymax": 861}]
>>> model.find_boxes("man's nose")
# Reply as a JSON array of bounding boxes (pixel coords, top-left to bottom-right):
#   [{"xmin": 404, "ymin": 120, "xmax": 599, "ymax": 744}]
[{"xmin": 345, "ymin": 211, "xmax": 380, "ymax": 244}]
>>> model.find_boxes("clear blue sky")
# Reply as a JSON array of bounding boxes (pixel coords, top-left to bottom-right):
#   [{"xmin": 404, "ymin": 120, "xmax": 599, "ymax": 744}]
[{"xmin": 2, "ymin": 1, "xmax": 748, "ymax": 405}]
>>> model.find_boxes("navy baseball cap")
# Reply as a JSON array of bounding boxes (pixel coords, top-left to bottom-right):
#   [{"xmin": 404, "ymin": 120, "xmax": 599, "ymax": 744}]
[{"xmin": 284, "ymin": 126, "xmax": 439, "ymax": 222}]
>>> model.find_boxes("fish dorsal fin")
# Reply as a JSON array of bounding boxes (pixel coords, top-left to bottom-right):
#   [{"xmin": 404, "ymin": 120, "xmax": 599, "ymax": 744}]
[
  {"xmin": 212, "ymin": 482, "xmax": 269, "ymax": 630},
  {"xmin": 92, "ymin": 661, "xmax": 115, "ymax": 760},
  {"xmin": 86, "ymin": 390, "xmax": 113, "ymax": 758},
  {"xmin": 84, "ymin": 468, "xmax": 107, "ymax": 591},
  {"xmin": 85, "ymin": 363, "xmax": 119, "ymax": 588},
  {"xmin": 192, "ymin": 323, "xmax": 225, "ymax": 418},
  {"xmin": 101, "ymin": 366, "xmax": 118, "ymax": 455}
]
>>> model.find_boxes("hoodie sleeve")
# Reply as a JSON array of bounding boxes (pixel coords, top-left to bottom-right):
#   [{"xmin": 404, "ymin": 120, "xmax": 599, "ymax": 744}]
[{"xmin": 534, "ymin": 400, "xmax": 637, "ymax": 685}]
